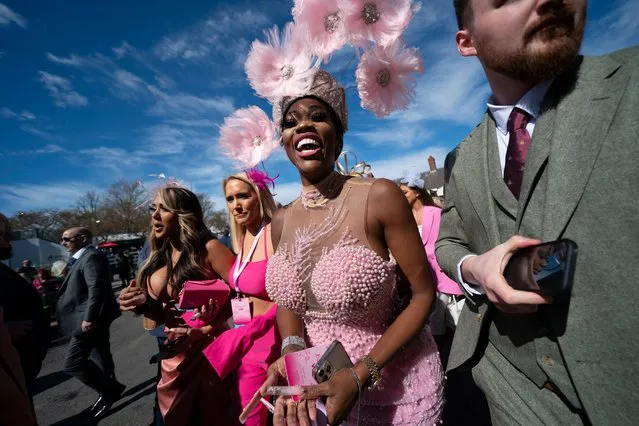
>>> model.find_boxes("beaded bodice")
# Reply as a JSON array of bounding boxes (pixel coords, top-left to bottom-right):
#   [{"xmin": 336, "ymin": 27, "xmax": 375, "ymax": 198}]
[{"xmin": 266, "ymin": 176, "xmax": 396, "ymax": 331}]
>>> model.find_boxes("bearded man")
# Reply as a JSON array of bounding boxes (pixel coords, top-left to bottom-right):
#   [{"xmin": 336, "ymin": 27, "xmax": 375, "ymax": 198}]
[{"xmin": 436, "ymin": 1, "xmax": 638, "ymax": 424}]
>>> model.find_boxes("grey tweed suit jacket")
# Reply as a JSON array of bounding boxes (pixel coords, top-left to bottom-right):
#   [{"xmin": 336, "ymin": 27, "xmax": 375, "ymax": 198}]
[{"xmin": 435, "ymin": 46, "xmax": 639, "ymax": 424}]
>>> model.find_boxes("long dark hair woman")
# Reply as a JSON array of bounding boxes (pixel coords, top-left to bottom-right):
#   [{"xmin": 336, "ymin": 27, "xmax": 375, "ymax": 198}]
[{"xmin": 119, "ymin": 185, "xmax": 235, "ymax": 425}]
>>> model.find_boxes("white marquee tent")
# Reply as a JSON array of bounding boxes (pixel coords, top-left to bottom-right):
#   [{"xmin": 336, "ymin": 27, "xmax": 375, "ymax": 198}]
[{"xmin": 1, "ymin": 238, "xmax": 68, "ymax": 269}]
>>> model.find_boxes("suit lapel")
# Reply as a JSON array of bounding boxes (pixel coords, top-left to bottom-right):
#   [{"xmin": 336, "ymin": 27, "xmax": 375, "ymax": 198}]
[
  {"xmin": 542, "ymin": 55, "xmax": 626, "ymax": 240},
  {"xmin": 57, "ymin": 249, "xmax": 87, "ymax": 295},
  {"xmin": 462, "ymin": 114, "xmax": 502, "ymax": 247}
]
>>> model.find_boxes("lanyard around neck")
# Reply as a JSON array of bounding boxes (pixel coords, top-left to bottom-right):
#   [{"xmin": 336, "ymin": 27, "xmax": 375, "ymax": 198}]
[{"xmin": 232, "ymin": 224, "xmax": 265, "ymax": 293}]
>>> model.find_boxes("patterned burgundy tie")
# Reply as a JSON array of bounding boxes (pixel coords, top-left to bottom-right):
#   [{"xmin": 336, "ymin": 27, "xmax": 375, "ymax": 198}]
[{"xmin": 504, "ymin": 107, "xmax": 532, "ymax": 199}]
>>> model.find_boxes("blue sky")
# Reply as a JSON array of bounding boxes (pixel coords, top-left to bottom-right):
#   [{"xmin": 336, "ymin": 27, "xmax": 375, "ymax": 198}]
[{"xmin": 1, "ymin": 0, "xmax": 638, "ymax": 215}]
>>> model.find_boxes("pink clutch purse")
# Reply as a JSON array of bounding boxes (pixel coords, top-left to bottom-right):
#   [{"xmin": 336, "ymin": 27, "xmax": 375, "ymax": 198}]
[{"xmin": 177, "ymin": 279, "xmax": 230, "ymax": 310}]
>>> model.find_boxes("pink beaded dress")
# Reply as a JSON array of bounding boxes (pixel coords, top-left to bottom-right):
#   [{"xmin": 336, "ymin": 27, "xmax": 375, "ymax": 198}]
[{"xmin": 266, "ymin": 174, "xmax": 444, "ymax": 425}]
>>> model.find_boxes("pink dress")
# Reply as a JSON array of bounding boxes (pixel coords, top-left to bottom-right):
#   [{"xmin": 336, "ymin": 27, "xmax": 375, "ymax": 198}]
[
  {"xmin": 202, "ymin": 229, "xmax": 280, "ymax": 426},
  {"xmin": 266, "ymin": 176, "xmax": 444, "ymax": 425},
  {"xmin": 147, "ymin": 282, "xmax": 231, "ymax": 426}
]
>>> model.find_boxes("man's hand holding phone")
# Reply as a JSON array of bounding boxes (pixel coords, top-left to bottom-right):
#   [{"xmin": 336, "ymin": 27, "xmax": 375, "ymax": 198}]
[{"xmin": 461, "ymin": 235, "xmax": 553, "ymax": 314}]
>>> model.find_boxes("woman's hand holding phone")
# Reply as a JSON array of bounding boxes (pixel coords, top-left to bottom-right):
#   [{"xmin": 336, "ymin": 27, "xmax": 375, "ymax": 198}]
[
  {"xmin": 300, "ymin": 367, "xmax": 360, "ymax": 426},
  {"xmin": 119, "ymin": 279, "xmax": 147, "ymax": 311},
  {"xmin": 191, "ymin": 298, "xmax": 218, "ymax": 323},
  {"xmin": 240, "ymin": 353, "xmax": 317, "ymax": 426}
]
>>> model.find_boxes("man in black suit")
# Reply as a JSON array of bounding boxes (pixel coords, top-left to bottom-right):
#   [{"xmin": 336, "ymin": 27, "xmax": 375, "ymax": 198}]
[{"xmin": 57, "ymin": 227, "xmax": 124, "ymax": 419}]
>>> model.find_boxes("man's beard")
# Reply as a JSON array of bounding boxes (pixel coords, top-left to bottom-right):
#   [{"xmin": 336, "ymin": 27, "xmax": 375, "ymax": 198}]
[
  {"xmin": 479, "ymin": 9, "xmax": 585, "ymax": 82},
  {"xmin": 0, "ymin": 246, "xmax": 12, "ymax": 261}
]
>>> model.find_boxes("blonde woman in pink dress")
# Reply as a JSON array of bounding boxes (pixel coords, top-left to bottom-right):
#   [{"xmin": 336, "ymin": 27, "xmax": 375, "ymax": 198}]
[{"xmin": 263, "ymin": 71, "xmax": 444, "ymax": 425}]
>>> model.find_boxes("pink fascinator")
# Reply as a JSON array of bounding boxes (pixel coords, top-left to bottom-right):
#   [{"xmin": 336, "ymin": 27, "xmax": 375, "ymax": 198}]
[
  {"xmin": 293, "ymin": 0, "xmax": 347, "ymax": 59},
  {"xmin": 246, "ymin": 168, "xmax": 278, "ymax": 191},
  {"xmin": 245, "ymin": 22, "xmax": 319, "ymax": 101},
  {"xmin": 341, "ymin": 0, "xmax": 416, "ymax": 48},
  {"xmin": 218, "ymin": 106, "xmax": 279, "ymax": 169},
  {"xmin": 356, "ymin": 39, "xmax": 424, "ymax": 117}
]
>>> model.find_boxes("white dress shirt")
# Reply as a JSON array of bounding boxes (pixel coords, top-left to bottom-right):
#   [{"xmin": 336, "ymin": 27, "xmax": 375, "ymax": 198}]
[
  {"xmin": 457, "ymin": 81, "xmax": 552, "ymax": 295},
  {"xmin": 71, "ymin": 245, "xmax": 94, "ymax": 261}
]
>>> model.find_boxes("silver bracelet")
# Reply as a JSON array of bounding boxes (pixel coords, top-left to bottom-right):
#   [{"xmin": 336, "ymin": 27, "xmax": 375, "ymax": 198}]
[{"xmin": 281, "ymin": 335, "xmax": 306, "ymax": 356}]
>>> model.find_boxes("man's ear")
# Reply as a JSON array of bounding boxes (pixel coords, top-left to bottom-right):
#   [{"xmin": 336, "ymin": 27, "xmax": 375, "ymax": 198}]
[{"xmin": 456, "ymin": 29, "xmax": 477, "ymax": 57}]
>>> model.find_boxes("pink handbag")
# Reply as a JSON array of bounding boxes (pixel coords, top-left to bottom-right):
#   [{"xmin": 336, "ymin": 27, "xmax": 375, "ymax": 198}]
[{"xmin": 177, "ymin": 279, "xmax": 230, "ymax": 310}]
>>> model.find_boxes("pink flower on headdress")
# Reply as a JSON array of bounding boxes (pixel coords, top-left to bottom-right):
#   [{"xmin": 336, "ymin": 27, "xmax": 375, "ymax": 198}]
[
  {"xmin": 355, "ymin": 39, "xmax": 424, "ymax": 117},
  {"xmin": 245, "ymin": 22, "xmax": 319, "ymax": 101},
  {"xmin": 341, "ymin": 0, "xmax": 416, "ymax": 48},
  {"xmin": 293, "ymin": 0, "xmax": 347, "ymax": 59},
  {"xmin": 218, "ymin": 106, "xmax": 279, "ymax": 168},
  {"xmin": 246, "ymin": 168, "xmax": 278, "ymax": 191}
]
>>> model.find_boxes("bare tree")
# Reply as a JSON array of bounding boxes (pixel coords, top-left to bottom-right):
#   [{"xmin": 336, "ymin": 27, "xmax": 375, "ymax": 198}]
[
  {"xmin": 195, "ymin": 192, "xmax": 217, "ymax": 227},
  {"xmin": 75, "ymin": 190, "xmax": 101, "ymax": 216},
  {"xmin": 102, "ymin": 180, "xmax": 148, "ymax": 236},
  {"xmin": 208, "ymin": 210, "xmax": 229, "ymax": 234}
]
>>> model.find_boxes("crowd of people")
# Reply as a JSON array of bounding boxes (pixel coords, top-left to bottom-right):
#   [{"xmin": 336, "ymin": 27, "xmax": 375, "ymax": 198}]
[{"xmin": 1, "ymin": 0, "xmax": 638, "ymax": 425}]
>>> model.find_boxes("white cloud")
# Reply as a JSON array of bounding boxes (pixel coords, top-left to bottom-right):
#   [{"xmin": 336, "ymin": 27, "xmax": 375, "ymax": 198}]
[
  {"xmin": 112, "ymin": 69, "xmax": 147, "ymax": 97},
  {"xmin": 0, "ymin": 3, "xmax": 26, "ymax": 28},
  {"xmin": 38, "ymin": 71, "xmax": 89, "ymax": 108},
  {"xmin": 47, "ymin": 52, "xmax": 149, "ymax": 101},
  {"xmin": 0, "ymin": 182, "xmax": 99, "ymax": 214},
  {"xmin": 19, "ymin": 125, "xmax": 61, "ymax": 141},
  {"xmin": 582, "ymin": 0, "xmax": 639, "ymax": 55},
  {"xmin": 272, "ymin": 181, "xmax": 303, "ymax": 206},
  {"xmin": 153, "ymin": 8, "xmax": 269, "ymax": 63},
  {"xmin": 368, "ymin": 146, "xmax": 451, "ymax": 182},
  {"xmin": 20, "ymin": 110, "xmax": 36, "ymax": 120},
  {"xmin": 146, "ymin": 85, "xmax": 235, "ymax": 118},
  {"xmin": 0, "ymin": 144, "xmax": 65, "ymax": 156},
  {"xmin": 351, "ymin": 124, "xmax": 433, "ymax": 148},
  {"xmin": 112, "ymin": 41, "xmax": 175, "ymax": 89},
  {"xmin": 1, "ymin": 107, "xmax": 36, "ymax": 121}
]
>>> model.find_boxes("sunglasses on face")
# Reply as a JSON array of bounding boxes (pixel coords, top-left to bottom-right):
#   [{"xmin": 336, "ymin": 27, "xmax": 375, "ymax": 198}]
[{"xmin": 61, "ymin": 235, "xmax": 82, "ymax": 243}]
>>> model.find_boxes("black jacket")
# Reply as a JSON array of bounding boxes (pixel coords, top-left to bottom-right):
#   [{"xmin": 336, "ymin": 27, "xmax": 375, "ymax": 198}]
[
  {"xmin": 56, "ymin": 247, "xmax": 120, "ymax": 336},
  {"xmin": 0, "ymin": 263, "xmax": 49, "ymax": 381}
]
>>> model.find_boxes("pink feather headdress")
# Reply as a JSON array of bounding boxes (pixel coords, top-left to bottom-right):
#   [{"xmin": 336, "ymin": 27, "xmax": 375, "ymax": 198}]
[
  {"xmin": 245, "ymin": 22, "xmax": 320, "ymax": 102},
  {"xmin": 218, "ymin": 106, "xmax": 279, "ymax": 169},
  {"xmin": 241, "ymin": 0, "xmax": 423, "ymax": 129},
  {"xmin": 356, "ymin": 39, "xmax": 424, "ymax": 117}
]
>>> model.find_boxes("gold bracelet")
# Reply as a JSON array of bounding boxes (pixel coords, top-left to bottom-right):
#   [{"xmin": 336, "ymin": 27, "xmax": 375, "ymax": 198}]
[{"xmin": 360, "ymin": 356, "xmax": 381, "ymax": 390}]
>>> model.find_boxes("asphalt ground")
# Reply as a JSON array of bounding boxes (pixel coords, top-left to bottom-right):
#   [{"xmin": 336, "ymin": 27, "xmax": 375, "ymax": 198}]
[{"xmin": 33, "ymin": 285, "xmax": 159, "ymax": 426}]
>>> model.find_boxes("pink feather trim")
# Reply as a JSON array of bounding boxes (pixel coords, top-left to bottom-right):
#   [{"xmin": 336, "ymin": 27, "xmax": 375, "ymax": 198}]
[
  {"xmin": 356, "ymin": 39, "xmax": 424, "ymax": 117},
  {"xmin": 341, "ymin": 0, "xmax": 416, "ymax": 48},
  {"xmin": 245, "ymin": 22, "xmax": 319, "ymax": 101},
  {"xmin": 246, "ymin": 168, "xmax": 278, "ymax": 191},
  {"xmin": 293, "ymin": 0, "xmax": 347, "ymax": 59},
  {"xmin": 218, "ymin": 106, "xmax": 280, "ymax": 169}
]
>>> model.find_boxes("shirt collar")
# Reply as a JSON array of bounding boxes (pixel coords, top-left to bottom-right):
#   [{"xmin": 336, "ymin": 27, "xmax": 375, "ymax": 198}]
[
  {"xmin": 487, "ymin": 80, "xmax": 552, "ymax": 135},
  {"xmin": 72, "ymin": 245, "xmax": 93, "ymax": 260}
]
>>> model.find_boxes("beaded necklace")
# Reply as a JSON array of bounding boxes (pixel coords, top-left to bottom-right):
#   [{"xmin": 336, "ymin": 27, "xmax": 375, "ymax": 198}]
[{"xmin": 300, "ymin": 171, "xmax": 345, "ymax": 209}]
